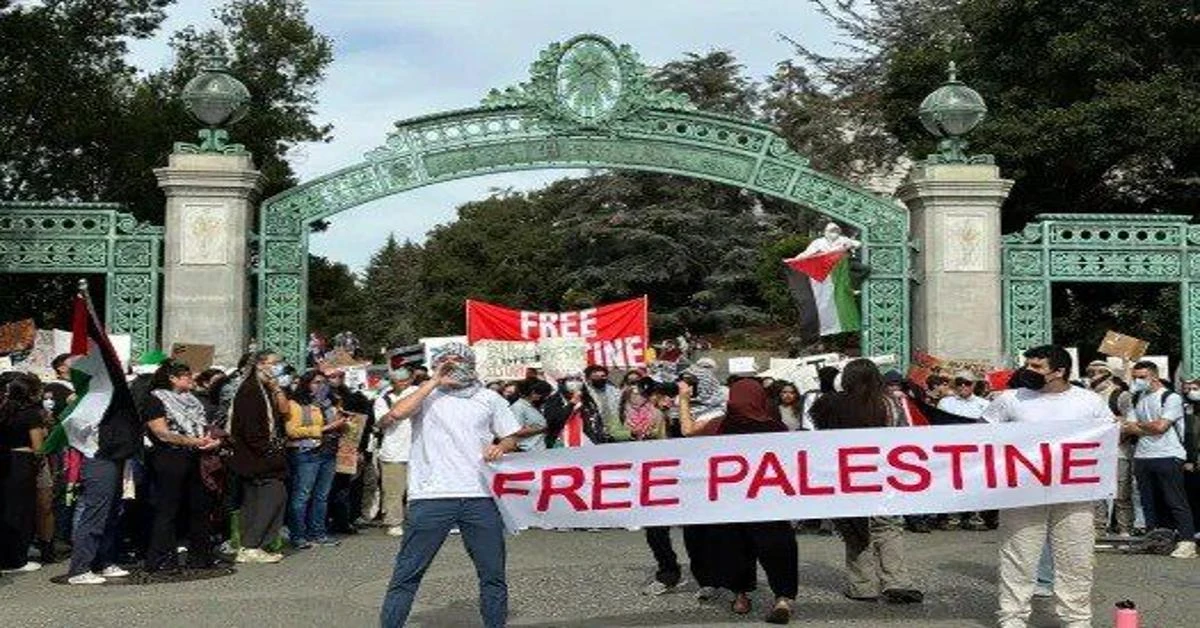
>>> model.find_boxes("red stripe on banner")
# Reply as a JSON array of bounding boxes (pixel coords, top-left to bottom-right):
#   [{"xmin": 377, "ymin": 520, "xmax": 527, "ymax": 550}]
[
  {"xmin": 784, "ymin": 250, "xmax": 847, "ymax": 282},
  {"xmin": 70, "ymin": 294, "xmax": 89, "ymax": 356}
]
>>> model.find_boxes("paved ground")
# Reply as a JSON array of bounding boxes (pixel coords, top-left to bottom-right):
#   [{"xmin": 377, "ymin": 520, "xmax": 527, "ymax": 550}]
[{"xmin": 1, "ymin": 528, "xmax": 1196, "ymax": 627}]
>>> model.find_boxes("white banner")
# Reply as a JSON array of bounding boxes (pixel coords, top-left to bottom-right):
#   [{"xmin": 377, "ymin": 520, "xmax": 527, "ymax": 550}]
[
  {"xmin": 486, "ymin": 421, "xmax": 1118, "ymax": 530},
  {"xmin": 475, "ymin": 340, "xmax": 540, "ymax": 382}
]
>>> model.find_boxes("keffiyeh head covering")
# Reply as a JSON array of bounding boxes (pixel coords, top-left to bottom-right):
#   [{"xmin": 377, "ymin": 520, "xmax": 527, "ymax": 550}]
[
  {"xmin": 682, "ymin": 365, "xmax": 726, "ymax": 421},
  {"xmin": 431, "ymin": 341, "xmax": 481, "ymax": 396}
]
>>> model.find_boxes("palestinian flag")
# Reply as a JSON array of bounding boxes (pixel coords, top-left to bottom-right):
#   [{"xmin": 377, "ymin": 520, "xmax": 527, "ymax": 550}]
[
  {"xmin": 784, "ymin": 249, "xmax": 861, "ymax": 338},
  {"xmin": 559, "ymin": 409, "xmax": 593, "ymax": 447},
  {"xmin": 41, "ymin": 290, "xmax": 141, "ymax": 459}
]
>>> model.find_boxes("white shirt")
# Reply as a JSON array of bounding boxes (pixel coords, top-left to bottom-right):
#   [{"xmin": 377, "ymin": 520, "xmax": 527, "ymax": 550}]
[
  {"xmin": 938, "ymin": 394, "xmax": 991, "ymax": 419},
  {"xmin": 374, "ymin": 386, "xmax": 417, "ymax": 463},
  {"xmin": 1133, "ymin": 389, "xmax": 1186, "ymax": 460},
  {"xmin": 982, "ymin": 386, "xmax": 1112, "ymax": 424},
  {"xmin": 407, "ymin": 387, "xmax": 521, "ymax": 501},
  {"xmin": 796, "ymin": 234, "xmax": 862, "ymax": 258}
]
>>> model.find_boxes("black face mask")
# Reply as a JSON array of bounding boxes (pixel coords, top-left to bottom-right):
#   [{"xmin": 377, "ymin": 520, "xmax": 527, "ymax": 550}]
[
  {"xmin": 589, "ymin": 379, "xmax": 608, "ymax": 390},
  {"xmin": 1016, "ymin": 368, "xmax": 1047, "ymax": 391}
]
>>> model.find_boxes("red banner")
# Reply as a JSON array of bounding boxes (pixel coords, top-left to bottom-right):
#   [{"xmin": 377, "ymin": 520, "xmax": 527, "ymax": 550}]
[{"xmin": 466, "ymin": 297, "xmax": 649, "ymax": 369}]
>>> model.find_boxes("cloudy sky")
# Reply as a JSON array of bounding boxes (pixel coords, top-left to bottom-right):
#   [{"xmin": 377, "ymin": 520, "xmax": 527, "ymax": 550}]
[{"xmin": 129, "ymin": 1, "xmax": 843, "ymax": 271}]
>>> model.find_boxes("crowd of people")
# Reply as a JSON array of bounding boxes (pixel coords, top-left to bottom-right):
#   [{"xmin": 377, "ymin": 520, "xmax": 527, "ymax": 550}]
[{"xmin": 2, "ymin": 341, "xmax": 1199, "ymax": 627}]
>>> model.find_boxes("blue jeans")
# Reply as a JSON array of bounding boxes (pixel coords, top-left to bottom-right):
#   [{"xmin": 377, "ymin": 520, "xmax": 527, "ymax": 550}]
[
  {"xmin": 68, "ymin": 457, "xmax": 122, "ymax": 576},
  {"xmin": 287, "ymin": 448, "xmax": 336, "ymax": 543},
  {"xmin": 380, "ymin": 498, "xmax": 507, "ymax": 628},
  {"xmin": 1035, "ymin": 538, "xmax": 1054, "ymax": 589}
]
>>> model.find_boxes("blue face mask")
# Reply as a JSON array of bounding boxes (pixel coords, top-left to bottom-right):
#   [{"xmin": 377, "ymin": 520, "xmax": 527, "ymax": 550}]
[
  {"xmin": 1130, "ymin": 378, "xmax": 1150, "ymax": 393},
  {"xmin": 272, "ymin": 363, "xmax": 287, "ymax": 377}
]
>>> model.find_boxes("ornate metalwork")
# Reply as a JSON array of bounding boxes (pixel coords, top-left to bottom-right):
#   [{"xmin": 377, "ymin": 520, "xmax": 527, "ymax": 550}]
[
  {"xmin": 176, "ymin": 51, "xmax": 251, "ymax": 155},
  {"xmin": 0, "ymin": 202, "xmax": 162, "ymax": 357},
  {"xmin": 918, "ymin": 62, "xmax": 992, "ymax": 165},
  {"xmin": 1002, "ymin": 213, "xmax": 1199, "ymax": 377},
  {"xmin": 257, "ymin": 34, "xmax": 911, "ymax": 366}
]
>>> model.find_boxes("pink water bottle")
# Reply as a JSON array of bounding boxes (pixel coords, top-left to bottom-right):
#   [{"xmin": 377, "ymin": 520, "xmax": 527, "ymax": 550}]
[{"xmin": 1114, "ymin": 600, "xmax": 1139, "ymax": 628}]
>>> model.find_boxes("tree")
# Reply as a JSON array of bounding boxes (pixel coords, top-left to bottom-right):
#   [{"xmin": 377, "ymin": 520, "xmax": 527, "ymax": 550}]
[
  {"xmin": 360, "ymin": 234, "xmax": 424, "ymax": 351},
  {"xmin": 306, "ymin": 254, "xmax": 364, "ymax": 345}
]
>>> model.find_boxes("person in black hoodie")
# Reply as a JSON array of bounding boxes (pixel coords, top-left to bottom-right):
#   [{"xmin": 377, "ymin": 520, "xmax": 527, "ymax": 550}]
[{"xmin": 542, "ymin": 374, "xmax": 605, "ymax": 447}]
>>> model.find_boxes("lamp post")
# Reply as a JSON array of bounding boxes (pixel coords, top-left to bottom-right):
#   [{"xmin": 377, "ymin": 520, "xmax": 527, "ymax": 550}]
[
  {"xmin": 176, "ymin": 50, "xmax": 251, "ymax": 154},
  {"xmin": 917, "ymin": 62, "xmax": 990, "ymax": 164}
]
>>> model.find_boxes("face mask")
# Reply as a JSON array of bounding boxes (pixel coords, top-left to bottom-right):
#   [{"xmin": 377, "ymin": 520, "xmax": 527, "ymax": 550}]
[
  {"xmin": 1016, "ymin": 368, "xmax": 1047, "ymax": 391},
  {"xmin": 1187, "ymin": 390, "xmax": 1200, "ymax": 402},
  {"xmin": 314, "ymin": 383, "xmax": 331, "ymax": 400},
  {"xmin": 1130, "ymin": 378, "xmax": 1150, "ymax": 393},
  {"xmin": 564, "ymin": 380, "xmax": 583, "ymax": 393},
  {"xmin": 271, "ymin": 363, "xmax": 286, "ymax": 377},
  {"xmin": 42, "ymin": 398, "xmax": 56, "ymax": 412},
  {"xmin": 1088, "ymin": 372, "xmax": 1110, "ymax": 387},
  {"xmin": 589, "ymin": 378, "xmax": 608, "ymax": 390},
  {"xmin": 276, "ymin": 374, "xmax": 293, "ymax": 389},
  {"xmin": 825, "ymin": 230, "xmax": 840, "ymax": 241}
]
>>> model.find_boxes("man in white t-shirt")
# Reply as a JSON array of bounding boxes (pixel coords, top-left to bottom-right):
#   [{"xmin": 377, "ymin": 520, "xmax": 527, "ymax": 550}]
[
  {"xmin": 982, "ymin": 345, "xmax": 1113, "ymax": 628},
  {"xmin": 1123, "ymin": 360, "xmax": 1196, "ymax": 558},
  {"xmin": 373, "ymin": 368, "xmax": 417, "ymax": 537},
  {"xmin": 377, "ymin": 343, "xmax": 521, "ymax": 628}
]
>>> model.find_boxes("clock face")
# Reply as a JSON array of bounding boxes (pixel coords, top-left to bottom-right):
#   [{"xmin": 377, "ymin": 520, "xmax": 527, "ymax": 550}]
[{"xmin": 555, "ymin": 38, "xmax": 622, "ymax": 122}]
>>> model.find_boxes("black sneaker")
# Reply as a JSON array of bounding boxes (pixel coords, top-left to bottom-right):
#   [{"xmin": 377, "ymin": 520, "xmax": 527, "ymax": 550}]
[{"xmin": 883, "ymin": 589, "xmax": 924, "ymax": 604}]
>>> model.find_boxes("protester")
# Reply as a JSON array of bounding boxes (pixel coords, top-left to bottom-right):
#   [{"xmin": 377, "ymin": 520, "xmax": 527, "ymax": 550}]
[
  {"xmin": 1086, "ymin": 360, "xmax": 1136, "ymax": 536},
  {"xmin": 625, "ymin": 379, "xmax": 684, "ymax": 595},
  {"xmin": 773, "ymin": 381, "xmax": 807, "ymax": 431},
  {"xmin": 377, "ymin": 342, "xmax": 520, "ymax": 628},
  {"xmin": 0, "ymin": 373, "xmax": 48, "ymax": 574},
  {"xmin": 1183, "ymin": 376, "xmax": 1200, "ymax": 535},
  {"xmin": 327, "ymin": 368, "xmax": 372, "ymax": 535},
  {"xmin": 543, "ymin": 374, "xmax": 604, "ymax": 447},
  {"xmin": 142, "ymin": 361, "xmax": 220, "ymax": 572},
  {"xmin": 373, "ymin": 368, "xmax": 416, "ymax": 537},
  {"xmin": 226, "ymin": 351, "xmax": 290, "ymax": 564},
  {"xmin": 935, "ymin": 372, "xmax": 991, "ymax": 532},
  {"xmin": 680, "ymin": 377, "xmax": 798, "ymax": 623},
  {"xmin": 511, "ymin": 378, "xmax": 552, "ymax": 452},
  {"xmin": 1123, "ymin": 360, "xmax": 1196, "ymax": 558},
  {"xmin": 811, "ymin": 359, "xmax": 924, "ymax": 605},
  {"xmin": 983, "ymin": 345, "xmax": 1114, "ymax": 628},
  {"xmin": 584, "ymin": 364, "xmax": 628, "ymax": 441},
  {"xmin": 285, "ymin": 370, "xmax": 347, "ymax": 549}
]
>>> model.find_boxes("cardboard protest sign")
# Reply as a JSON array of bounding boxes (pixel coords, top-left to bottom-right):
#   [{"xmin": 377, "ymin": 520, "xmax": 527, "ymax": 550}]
[
  {"xmin": 0, "ymin": 319, "xmax": 36, "ymax": 355},
  {"xmin": 335, "ymin": 412, "xmax": 368, "ymax": 475},
  {"xmin": 171, "ymin": 343, "xmax": 215, "ymax": 372},
  {"xmin": 537, "ymin": 337, "xmax": 587, "ymax": 379},
  {"xmin": 1098, "ymin": 331, "xmax": 1148, "ymax": 361},
  {"xmin": 475, "ymin": 340, "xmax": 540, "ymax": 382}
]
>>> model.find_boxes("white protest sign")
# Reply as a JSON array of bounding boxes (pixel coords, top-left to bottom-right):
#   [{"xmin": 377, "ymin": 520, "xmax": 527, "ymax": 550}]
[
  {"xmin": 728, "ymin": 357, "xmax": 758, "ymax": 375},
  {"xmin": 537, "ymin": 337, "xmax": 587, "ymax": 379},
  {"xmin": 475, "ymin": 340, "xmax": 539, "ymax": 382},
  {"xmin": 486, "ymin": 421, "xmax": 1117, "ymax": 530},
  {"xmin": 419, "ymin": 336, "xmax": 468, "ymax": 366},
  {"xmin": 343, "ymin": 366, "xmax": 368, "ymax": 392},
  {"xmin": 1066, "ymin": 347, "xmax": 1080, "ymax": 381}
]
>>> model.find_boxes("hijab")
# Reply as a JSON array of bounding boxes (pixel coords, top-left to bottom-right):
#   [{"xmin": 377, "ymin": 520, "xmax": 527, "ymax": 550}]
[{"xmin": 720, "ymin": 379, "xmax": 786, "ymax": 435}]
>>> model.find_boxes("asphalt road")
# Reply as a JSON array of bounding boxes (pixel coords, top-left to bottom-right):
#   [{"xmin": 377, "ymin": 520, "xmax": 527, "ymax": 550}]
[{"xmin": 1, "ymin": 528, "xmax": 1196, "ymax": 627}]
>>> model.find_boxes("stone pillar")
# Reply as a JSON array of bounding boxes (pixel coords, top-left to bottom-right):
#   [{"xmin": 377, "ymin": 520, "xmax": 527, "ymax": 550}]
[
  {"xmin": 155, "ymin": 153, "xmax": 262, "ymax": 367},
  {"xmin": 898, "ymin": 163, "xmax": 1013, "ymax": 362}
]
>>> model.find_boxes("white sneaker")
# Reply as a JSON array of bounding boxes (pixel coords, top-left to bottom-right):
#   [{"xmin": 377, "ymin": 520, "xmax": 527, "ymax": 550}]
[
  {"xmin": 1, "ymin": 561, "xmax": 41, "ymax": 574},
  {"xmin": 387, "ymin": 526, "xmax": 405, "ymax": 537},
  {"xmin": 96, "ymin": 565, "xmax": 129, "ymax": 578},
  {"xmin": 449, "ymin": 527, "xmax": 461, "ymax": 535},
  {"xmin": 238, "ymin": 548, "xmax": 283, "ymax": 564},
  {"xmin": 1169, "ymin": 541, "xmax": 1197, "ymax": 559},
  {"xmin": 68, "ymin": 572, "xmax": 107, "ymax": 585}
]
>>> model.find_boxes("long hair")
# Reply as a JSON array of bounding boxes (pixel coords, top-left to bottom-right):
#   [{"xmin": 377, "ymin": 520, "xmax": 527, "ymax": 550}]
[
  {"xmin": 0, "ymin": 372, "xmax": 41, "ymax": 425},
  {"xmin": 840, "ymin": 358, "xmax": 889, "ymax": 428},
  {"xmin": 292, "ymin": 370, "xmax": 326, "ymax": 405}
]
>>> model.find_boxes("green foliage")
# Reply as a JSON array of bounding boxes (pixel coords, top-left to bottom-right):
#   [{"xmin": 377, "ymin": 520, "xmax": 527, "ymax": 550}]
[
  {"xmin": 306, "ymin": 254, "xmax": 365, "ymax": 346},
  {"xmin": 359, "ymin": 234, "xmax": 424, "ymax": 351}
]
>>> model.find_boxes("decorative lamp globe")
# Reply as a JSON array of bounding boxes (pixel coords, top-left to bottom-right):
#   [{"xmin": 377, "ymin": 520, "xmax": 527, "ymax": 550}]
[
  {"xmin": 918, "ymin": 61, "xmax": 987, "ymax": 139},
  {"xmin": 182, "ymin": 52, "xmax": 251, "ymax": 128}
]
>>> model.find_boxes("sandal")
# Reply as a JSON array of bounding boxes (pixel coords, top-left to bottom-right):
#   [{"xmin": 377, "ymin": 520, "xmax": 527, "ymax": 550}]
[{"xmin": 731, "ymin": 593, "xmax": 752, "ymax": 615}]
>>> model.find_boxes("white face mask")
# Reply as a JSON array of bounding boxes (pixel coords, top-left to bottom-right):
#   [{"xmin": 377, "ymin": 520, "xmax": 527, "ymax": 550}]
[
  {"xmin": 276, "ymin": 374, "xmax": 293, "ymax": 389},
  {"xmin": 42, "ymin": 398, "xmax": 56, "ymax": 412},
  {"xmin": 825, "ymin": 229, "xmax": 840, "ymax": 241},
  {"xmin": 1188, "ymin": 390, "xmax": 1200, "ymax": 402}
]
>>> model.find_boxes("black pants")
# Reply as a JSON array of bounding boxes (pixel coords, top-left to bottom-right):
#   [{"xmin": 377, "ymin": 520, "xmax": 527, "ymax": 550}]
[
  {"xmin": 0, "ymin": 451, "xmax": 38, "ymax": 569},
  {"xmin": 145, "ymin": 448, "xmax": 212, "ymax": 571},
  {"xmin": 240, "ymin": 476, "xmax": 286, "ymax": 550},
  {"xmin": 1186, "ymin": 469, "xmax": 1200, "ymax": 535},
  {"xmin": 1134, "ymin": 457, "xmax": 1196, "ymax": 539},
  {"xmin": 717, "ymin": 521, "xmax": 799, "ymax": 599},
  {"xmin": 682, "ymin": 524, "xmax": 721, "ymax": 588},
  {"xmin": 645, "ymin": 526, "xmax": 681, "ymax": 585},
  {"xmin": 328, "ymin": 472, "xmax": 355, "ymax": 533}
]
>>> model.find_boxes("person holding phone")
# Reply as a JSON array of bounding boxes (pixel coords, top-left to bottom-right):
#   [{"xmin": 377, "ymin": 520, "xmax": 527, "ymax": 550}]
[
  {"xmin": 285, "ymin": 370, "xmax": 348, "ymax": 549},
  {"xmin": 142, "ymin": 361, "xmax": 220, "ymax": 573}
]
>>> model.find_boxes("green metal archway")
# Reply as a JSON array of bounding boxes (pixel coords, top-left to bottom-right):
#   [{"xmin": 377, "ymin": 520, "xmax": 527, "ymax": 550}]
[
  {"xmin": 256, "ymin": 34, "xmax": 910, "ymax": 365},
  {"xmin": 1002, "ymin": 213, "xmax": 1200, "ymax": 377}
]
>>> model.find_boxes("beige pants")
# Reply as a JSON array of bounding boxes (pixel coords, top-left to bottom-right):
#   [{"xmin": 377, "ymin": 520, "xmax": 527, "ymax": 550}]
[
  {"xmin": 379, "ymin": 461, "xmax": 409, "ymax": 527},
  {"xmin": 997, "ymin": 503, "xmax": 1095, "ymax": 628},
  {"xmin": 834, "ymin": 516, "xmax": 913, "ymax": 598}
]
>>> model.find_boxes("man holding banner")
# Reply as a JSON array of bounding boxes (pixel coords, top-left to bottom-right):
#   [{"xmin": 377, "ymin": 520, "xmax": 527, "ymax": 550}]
[
  {"xmin": 377, "ymin": 342, "xmax": 521, "ymax": 628},
  {"xmin": 983, "ymin": 346, "xmax": 1114, "ymax": 628}
]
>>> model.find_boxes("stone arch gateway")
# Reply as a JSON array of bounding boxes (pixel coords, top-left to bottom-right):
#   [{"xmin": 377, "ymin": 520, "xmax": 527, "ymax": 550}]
[{"xmin": 255, "ymin": 34, "xmax": 910, "ymax": 365}]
